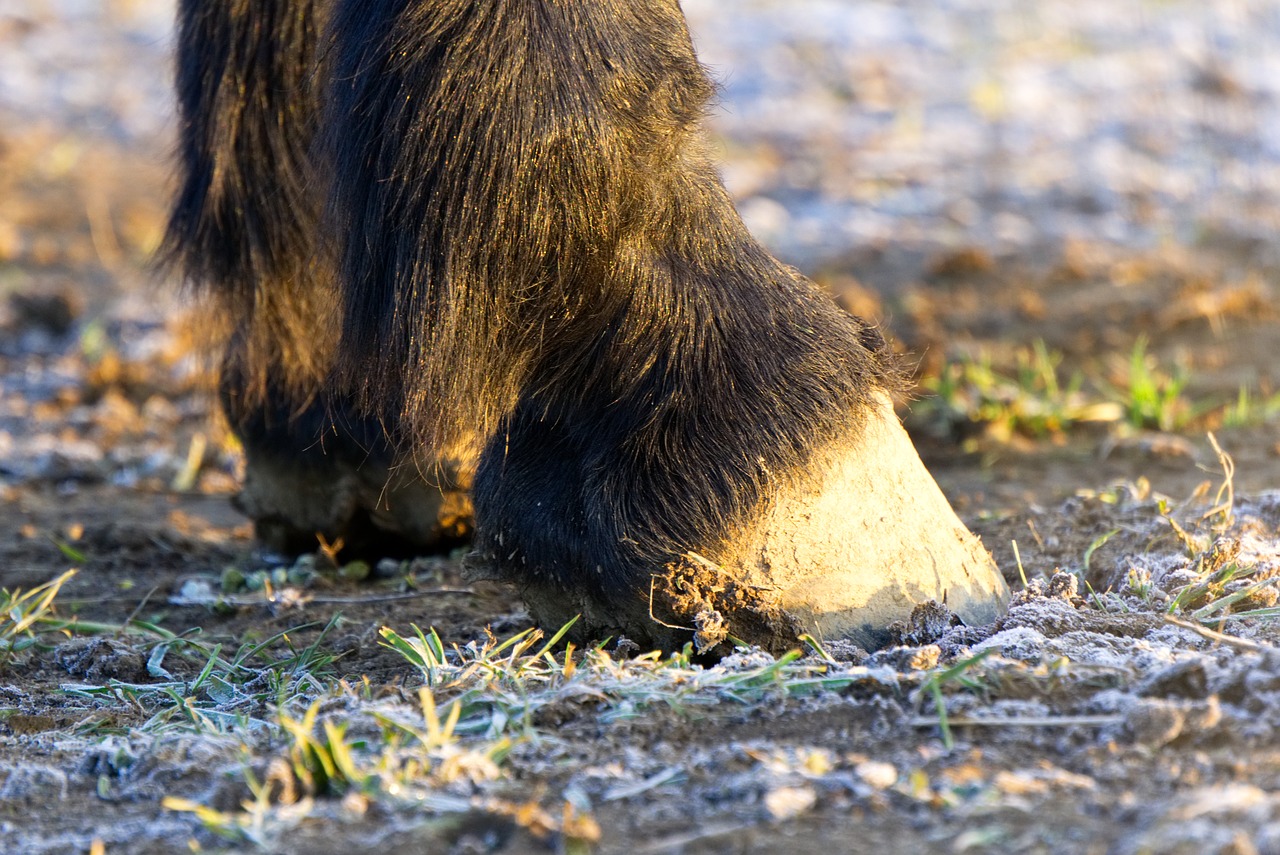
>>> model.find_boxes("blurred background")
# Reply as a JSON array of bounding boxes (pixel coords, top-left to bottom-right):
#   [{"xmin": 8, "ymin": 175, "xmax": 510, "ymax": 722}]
[
  {"xmin": 1, "ymin": 0, "xmax": 1278, "ymax": 516},
  {"xmin": 688, "ymin": 0, "xmax": 1280, "ymax": 267}
]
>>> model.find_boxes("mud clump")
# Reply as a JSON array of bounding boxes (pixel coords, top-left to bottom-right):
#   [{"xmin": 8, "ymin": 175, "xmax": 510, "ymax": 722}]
[
  {"xmin": 887, "ymin": 600, "xmax": 963, "ymax": 647},
  {"xmin": 654, "ymin": 552, "xmax": 802, "ymax": 655},
  {"xmin": 54, "ymin": 638, "xmax": 148, "ymax": 683}
]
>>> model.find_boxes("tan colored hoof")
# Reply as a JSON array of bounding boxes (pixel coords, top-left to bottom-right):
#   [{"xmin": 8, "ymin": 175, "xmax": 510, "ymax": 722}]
[{"xmin": 656, "ymin": 395, "xmax": 1009, "ymax": 653}]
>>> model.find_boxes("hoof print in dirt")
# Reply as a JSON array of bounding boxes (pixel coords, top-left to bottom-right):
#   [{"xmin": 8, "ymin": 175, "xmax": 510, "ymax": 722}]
[{"xmin": 166, "ymin": 0, "xmax": 1010, "ymax": 653}]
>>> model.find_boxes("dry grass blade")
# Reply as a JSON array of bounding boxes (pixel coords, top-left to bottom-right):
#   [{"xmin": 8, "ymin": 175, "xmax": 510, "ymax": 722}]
[
  {"xmin": 907, "ymin": 715, "xmax": 1124, "ymax": 729},
  {"xmin": 1202, "ymin": 432, "xmax": 1236, "ymax": 528},
  {"xmin": 914, "ymin": 648, "xmax": 996, "ymax": 750},
  {"xmin": 1164, "ymin": 614, "xmax": 1273, "ymax": 653},
  {"xmin": 0, "ymin": 569, "xmax": 77, "ymax": 667}
]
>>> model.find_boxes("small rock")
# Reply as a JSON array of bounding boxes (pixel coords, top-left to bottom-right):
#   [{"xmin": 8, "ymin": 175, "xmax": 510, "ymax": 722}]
[
  {"xmin": 374, "ymin": 558, "xmax": 404, "ymax": 579},
  {"xmin": 764, "ymin": 785, "xmax": 817, "ymax": 821},
  {"xmin": 855, "ymin": 760, "xmax": 898, "ymax": 790}
]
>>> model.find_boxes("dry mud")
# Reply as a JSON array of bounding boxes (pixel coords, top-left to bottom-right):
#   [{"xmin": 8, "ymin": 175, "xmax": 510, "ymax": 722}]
[{"xmin": 3, "ymin": 484, "xmax": 1280, "ymax": 853}]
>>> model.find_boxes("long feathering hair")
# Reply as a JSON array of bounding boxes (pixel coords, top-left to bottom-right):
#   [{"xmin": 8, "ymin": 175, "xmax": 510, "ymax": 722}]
[
  {"xmin": 324, "ymin": 0, "xmax": 897, "ymax": 459},
  {"xmin": 323, "ymin": 0, "xmax": 716, "ymax": 457},
  {"xmin": 162, "ymin": 0, "xmax": 337, "ymax": 411}
]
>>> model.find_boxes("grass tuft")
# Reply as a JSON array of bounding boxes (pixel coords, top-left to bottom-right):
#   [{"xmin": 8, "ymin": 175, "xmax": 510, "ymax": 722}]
[
  {"xmin": 0, "ymin": 569, "xmax": 77, "ymax": 668},
  {"xmin": 910, "ymin": 336, "xmax": 1273, "ymax": 444},
  {"xmin": 912, "ymin": 340, "xmax": 1119, "ymax": 442}
]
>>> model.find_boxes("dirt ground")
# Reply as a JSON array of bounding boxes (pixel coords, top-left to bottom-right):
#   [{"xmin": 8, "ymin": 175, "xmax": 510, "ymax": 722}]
[{"xmin": 2, "ymin": 2, "xmax": 1280, "ymax": 853}]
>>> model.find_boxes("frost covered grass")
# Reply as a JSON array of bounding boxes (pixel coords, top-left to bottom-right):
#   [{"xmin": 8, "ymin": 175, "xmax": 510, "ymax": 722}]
[
  {"xmin": 101, "ymin": 619, "xmax": 890, "ymax": 849},
  {"xmin": 28, "ymin": 487, "xmax": 1280, "ymax": 849},
  {"xmin": 0, "ymin": 569, "xmax": 77, "ymax": 669}
]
